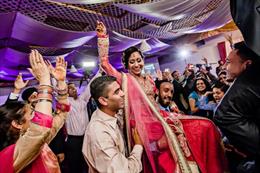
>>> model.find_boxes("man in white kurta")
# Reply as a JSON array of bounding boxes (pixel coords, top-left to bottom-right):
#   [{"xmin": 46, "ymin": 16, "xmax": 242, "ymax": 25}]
[{"xmin": 82, "ymin": 75, "xmax": 143, "ymax": 173}]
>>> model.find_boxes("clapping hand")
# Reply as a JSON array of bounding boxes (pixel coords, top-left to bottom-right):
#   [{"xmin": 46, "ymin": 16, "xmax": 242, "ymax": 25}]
[
  {"xmin": 46, "ymin": 57, "xmax": 67, "ymax": 82},
  {"xmin": 28, "ymin": 50, "xmax": 50, "ymax": 84},
  {"xmin": 225, "ymin": 34, "xmax": 233, "ymax": 48},
  {"xmin": 14, "ymin": 73, "xmax": 29, "ymax": 91},
  {"xmin": 201, "ymin": 57, "xmax": 208, "ymax": 64},
  {"xmin": 156, "ymin": 70, "xmax": 163, "ymax": 80}
]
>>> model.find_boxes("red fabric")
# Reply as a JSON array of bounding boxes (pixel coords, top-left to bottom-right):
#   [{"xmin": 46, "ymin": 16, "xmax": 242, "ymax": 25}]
[
  {"xmin": 124, "ymin": 74, "xmax": 227, "ymax": 173},
  {"xmin": 31, "ymin": 111, "xmax": 53, "ymax": 128},
  {"xmin": 22, "ymin": 154, "xmax": 48, "ymax": 173},
  {"xmin": 217, "ymin": 42, "xmax": 227, "ymax": 63},
  {"xmin": 181, "ymin": 117, "xmax": 227, "ymax": 173},
  {"xmin": 158, "ymin": 151, "xmax": 176, "ymax": 173},
  {"xmin": 160, "ymin": 110, "xmax": 227, "ymax": 173},
  {"xmin": 0, "ymin": 145, "xmax": 51, "ymax": 173},
  {"xmin": 22, "ymin": 144, "xmax": 59, "ymax": 173},
  {"xmin": 0, "ymin": 144, "xmax": 15, "ymax": 173}
]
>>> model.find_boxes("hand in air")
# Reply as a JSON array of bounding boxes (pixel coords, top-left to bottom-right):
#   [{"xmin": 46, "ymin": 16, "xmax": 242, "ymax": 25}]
[
  {"xmin": 96, "ymin": 20, "xmax": 107, "ymax": 36},
  {"xmin": 14, "ymin": 73, "xmax": 29, "ymax": 90},
  {"xmin": 46, "ymin": 57, "xmax": 67, "ymax": 82},
  {"xmin": 156, "ymin": 70, "xmax": 163, "ymax": 80},
  {"xmin": 28, "ymin": 50, "xmax": 50, "ymax": 83}
]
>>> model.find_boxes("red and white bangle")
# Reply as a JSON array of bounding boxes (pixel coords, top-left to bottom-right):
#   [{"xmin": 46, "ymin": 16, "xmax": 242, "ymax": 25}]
[
  {"xmin": 56, "ymin": 102, "xmax": 71, "ymax": 112},
  {"xmin": 97, "ymin": 33, "xmax": 108, "ymax": 38}
]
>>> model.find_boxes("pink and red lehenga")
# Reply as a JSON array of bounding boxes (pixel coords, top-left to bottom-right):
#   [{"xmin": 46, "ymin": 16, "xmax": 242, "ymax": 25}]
[{"xmin": 98, "ymin": 35, "xmax": 228, "ymax": 173}]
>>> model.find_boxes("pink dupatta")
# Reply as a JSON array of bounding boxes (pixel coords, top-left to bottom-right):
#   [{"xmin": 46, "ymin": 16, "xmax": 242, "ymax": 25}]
[
  {"xmin": 122, "ymin": 73, "xmax": 227, "ymax": 173},
  {"xmin": 122, "ymin": 73, "xmax": 197, "ymax": 173}
]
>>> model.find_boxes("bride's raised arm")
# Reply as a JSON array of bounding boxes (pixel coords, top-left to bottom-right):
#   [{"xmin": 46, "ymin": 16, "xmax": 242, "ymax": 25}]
[{"xmin": 96, "ymin": 21, "xmax": 122, "ymax": 84}]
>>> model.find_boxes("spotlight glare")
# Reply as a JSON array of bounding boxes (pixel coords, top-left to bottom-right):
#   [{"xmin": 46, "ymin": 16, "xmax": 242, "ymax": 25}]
[
  {"xmin": 83, "ymin": 61, "xmax": 96, "ymax": 67},
  {"xmin": 179, "ymin": 49, "xmax": 189, "ymax": 57}
]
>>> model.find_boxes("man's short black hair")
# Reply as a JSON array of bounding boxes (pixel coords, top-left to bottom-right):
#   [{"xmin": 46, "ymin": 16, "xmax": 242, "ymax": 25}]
[
  {"xmin": 234, "ymin": 41, "xmax": 259, "ymax": 62},
  {"xmin": 212, "ymin": 81, "xmax": 229, "ymax": 93},
  {"xmin": 155, "ymin": 79, "xmax": 172, "ymax": 90},
  {"xmin": 90, "ymin": 75, "xmax": 117, "ymax": 108},
  {"xmin": 171, "ymin": 70, "xmax": 178, "ymax": 77},
  {"xmin": 67, "ymin": 82, "xmax": 75, "ymax": 86},
  {"xmin": 21, "ymin": 87, "xmax": 37, "ymax": 102}
]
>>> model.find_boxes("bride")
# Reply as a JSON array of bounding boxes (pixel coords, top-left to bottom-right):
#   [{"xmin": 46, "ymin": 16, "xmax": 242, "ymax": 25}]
[{"xmin": 96, "ymin": 21, "xmax": 227, "ymax": 173}]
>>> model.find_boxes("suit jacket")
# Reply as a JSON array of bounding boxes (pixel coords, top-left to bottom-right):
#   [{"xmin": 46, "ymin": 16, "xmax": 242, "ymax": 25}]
[
  {"xmin": 214, "ymin": 61, "xmax": 260, "ymax": 157},
  {"xmin": 231, "ymin": 0, "xmax": 260, "ymax": 56},
  {"xmin": 5, "ymin": 94, "xmax": 19, "ymax": 104}
]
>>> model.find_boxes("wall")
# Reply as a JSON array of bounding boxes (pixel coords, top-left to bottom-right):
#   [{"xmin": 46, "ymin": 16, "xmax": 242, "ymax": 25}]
[{"xmin": 159, "ymin": 30, "xmax": 244, "ymax": 75}]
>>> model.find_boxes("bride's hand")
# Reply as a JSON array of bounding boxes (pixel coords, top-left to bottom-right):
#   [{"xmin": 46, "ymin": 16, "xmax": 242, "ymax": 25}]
[{"xmin": 96, "ymin": 21, "xmax": 107, "ymax": 36}]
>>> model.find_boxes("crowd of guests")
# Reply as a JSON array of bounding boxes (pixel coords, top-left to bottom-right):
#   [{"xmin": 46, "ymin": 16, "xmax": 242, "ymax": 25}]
[
  {"xmin": 155, "ymin": 58, "xmax": 229, "ymax": 120},
  {"xmin": 0, "ymin": 20, "xmax": 259, "ymax": 173}
]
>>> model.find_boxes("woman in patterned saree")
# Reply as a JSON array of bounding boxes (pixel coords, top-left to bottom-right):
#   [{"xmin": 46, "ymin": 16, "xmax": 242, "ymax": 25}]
[
  {"xmin": 0, "ymin": 50, "xmax": 70, "ymax": 173},
  {"xmin": 96, "ymin": 21, "xmax": 227, "ymax": 173}
]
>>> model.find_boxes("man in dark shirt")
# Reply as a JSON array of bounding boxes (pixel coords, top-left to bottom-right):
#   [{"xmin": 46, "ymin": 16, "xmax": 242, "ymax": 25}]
[{"xmin": 214, "ymin": 42, "xmax": 260, "ymax": 173}]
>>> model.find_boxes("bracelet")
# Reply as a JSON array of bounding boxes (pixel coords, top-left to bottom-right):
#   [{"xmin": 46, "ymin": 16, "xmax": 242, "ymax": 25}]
[
  {"xmin": 38, "ymin": 84, "xmax": 53, "ymax": 89},
  {"xmin": 38, "ymin": 89, "xmax": 53, "ymax": 95},
  {"xmin": 58, "ymin": 93, "xmax": 68, "ymax": 96},
  {"xmin": 38, "ymin": 85, "xmax": 53, "ymax": 94},
  {"xmin": 38, "ymin": 99, "xmax": 53, "ymax": 104},
  {"xmin": 56, "ymin": 102, "xmax": 71, "ymax": 112},
  {"xmin": 37, "ymin": 93, "xmax": 53, "ymax": 102},
  {"xmin": 56, "ymin": 94, "xmax": 68, "ymax": 100},
  {"xmin": 97, "ymin": 33, "xmax": 108, "ymax": 38},
  {"xmin": 57, "ymin": 87, "xmax": 68, "ymax": 95}
]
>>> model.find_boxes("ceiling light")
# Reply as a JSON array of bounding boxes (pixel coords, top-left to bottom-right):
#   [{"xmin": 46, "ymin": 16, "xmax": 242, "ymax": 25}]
[
  {"xmin": 83, "ymin": 61, "xmax": 96, "ymax": 68},
  {"xmin": 179, "ymin": 49, "xmax": 190, "ymax": 57}
]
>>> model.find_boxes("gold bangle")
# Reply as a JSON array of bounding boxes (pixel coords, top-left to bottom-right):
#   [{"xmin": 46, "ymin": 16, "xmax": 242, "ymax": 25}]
[
  {"xmin": 57, "ymin": 88, "xmax": 68, "ymax": 95},
  {"xmin": 56, "ymin": 94, "xmax": 68, "ymax": 100},
  {"xmin": 38, "ymin": 99, "xmax": 53, "ymax": 103},
  {"xmin": 37, "ymin": 93, "xmax": 53, "ymax": 103},
  {"xmin": 38, "ymin": 85, "xmax": 53, "ymax": 93}
]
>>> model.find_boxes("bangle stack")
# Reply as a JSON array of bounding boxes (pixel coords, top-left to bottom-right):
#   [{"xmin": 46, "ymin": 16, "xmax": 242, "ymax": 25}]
[
  {"xmin": 37, "ymin": 85, "xmax": 53, "ymax": 103},
  {"xmin": 56, "ymin": 87, "xmax": 68, "ymax": 100}
]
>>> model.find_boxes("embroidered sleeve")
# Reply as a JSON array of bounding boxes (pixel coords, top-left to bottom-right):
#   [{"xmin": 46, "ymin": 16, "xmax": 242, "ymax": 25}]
[
  {"xmin": 98, "ymin": 34, "xmax": 122, "ymax": 84},
  {"xmin": 98, "ymin": 34, "xmax": 109, "ymax": 58}
]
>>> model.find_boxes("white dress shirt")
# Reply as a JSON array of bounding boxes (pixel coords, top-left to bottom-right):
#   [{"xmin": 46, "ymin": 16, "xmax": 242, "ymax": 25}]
[
  {"xmin": 66, "ymin": 72, "xmax": 101, "ymax": 136},
  {"xmin": 82, "ymin": 109, "xmax": 143, "ymax": 173}
]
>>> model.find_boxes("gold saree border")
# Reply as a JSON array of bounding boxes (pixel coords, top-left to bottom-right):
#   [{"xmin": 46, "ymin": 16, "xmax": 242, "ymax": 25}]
[{"xmin": 122, "ymin": 73, "xmax": 132, "ymax": 154}]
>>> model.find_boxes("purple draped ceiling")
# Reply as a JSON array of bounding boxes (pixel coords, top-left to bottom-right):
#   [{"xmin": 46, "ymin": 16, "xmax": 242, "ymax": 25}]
[
  {"xmin": 0, "ymin": 12, "xmax": 170, "ymax": 80},
  {"xmin": 116, "ymin": 0, "xmax": 231, "ymax": 33},
  {"xmin": 0, "ymin": 0, "xmax": 232, "ymax": 81}
]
